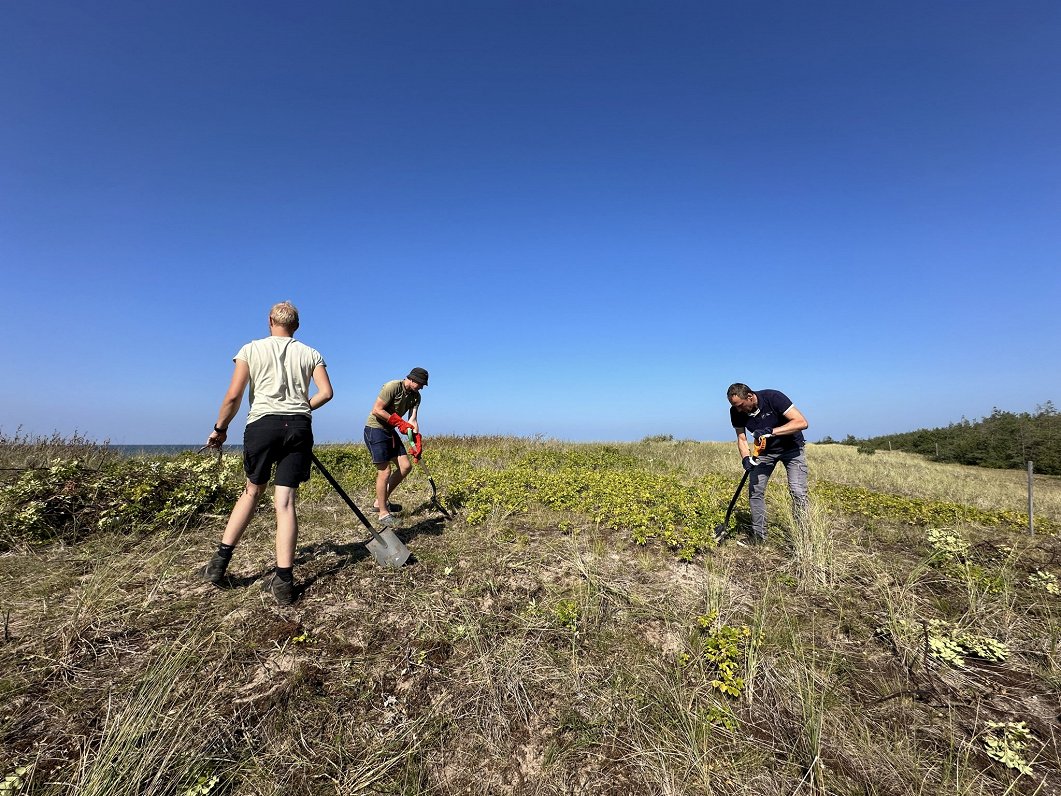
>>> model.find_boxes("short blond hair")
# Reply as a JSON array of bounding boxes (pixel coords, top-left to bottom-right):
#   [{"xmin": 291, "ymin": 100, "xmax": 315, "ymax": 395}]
[{"xmin": 269, "ymin": 301, "xmax": 300, "ymax": 331}]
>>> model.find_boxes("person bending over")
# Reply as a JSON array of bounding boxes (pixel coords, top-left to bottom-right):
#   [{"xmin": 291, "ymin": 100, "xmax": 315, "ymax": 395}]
[{"xmin": 727, "ymin": 383, "xmax": 809, "ymax": 544}]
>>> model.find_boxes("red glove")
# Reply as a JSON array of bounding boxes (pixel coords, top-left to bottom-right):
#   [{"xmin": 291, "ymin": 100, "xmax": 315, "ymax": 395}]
[
  {"xmin": 409, "ymin": 433, "xmax": 423, "ymax": 461},
  {"xmin": 387, "ymin": 413, "xmax": 413, "ymax": 434}
]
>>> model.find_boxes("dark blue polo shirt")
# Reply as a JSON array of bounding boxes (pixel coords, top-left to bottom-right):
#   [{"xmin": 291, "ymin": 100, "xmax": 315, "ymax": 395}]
[{"xmin": 730, "ymin": 389, "xmax": 805, "ymax": 453}]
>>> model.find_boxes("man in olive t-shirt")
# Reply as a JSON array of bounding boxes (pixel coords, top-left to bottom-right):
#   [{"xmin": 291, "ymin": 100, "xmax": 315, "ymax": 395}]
[{"xmin": 363, "ymin": 367, "xmax": 429, "ymax": 525}]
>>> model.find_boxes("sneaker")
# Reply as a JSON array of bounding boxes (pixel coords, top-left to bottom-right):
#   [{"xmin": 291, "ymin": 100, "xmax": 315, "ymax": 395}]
[
  {"xmin": 201, "ymin": 552, "xmax": 229, "ymax": 585},
  {"xmin": 372, "ymin": 502, "xmax": 403, "ymax": 513},
  {"xmin": 261, "ymin": 572, "xmax": 296, "ymax": 606},
  {"xmin": 378, "ymin": 513, "xmax": 398, "ymax": 527}
]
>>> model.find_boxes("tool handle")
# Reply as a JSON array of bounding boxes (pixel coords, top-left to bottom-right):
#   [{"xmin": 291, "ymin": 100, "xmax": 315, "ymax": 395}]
[
  {"xmin": 408, "ymin": 435, "xmax": 434, "ymax": 476},
  {"xmin": 404, "ymin": 433, "xmax": 452, "ymax": 519},
  {"xmin": 723, "ymin": 469, "xmax": 751, "ymax": 524},
  {"xmin": 405, "ymin": 430, "xmax": 423, "ymax": 461},
  {"xmin": 310, "ymin": 453, "xmax": 384, "ymax": 541}
]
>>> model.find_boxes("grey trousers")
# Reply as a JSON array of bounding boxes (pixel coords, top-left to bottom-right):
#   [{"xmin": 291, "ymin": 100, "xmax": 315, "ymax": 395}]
[{"xmin": 748, "ymin": 446, "xmax": 808, "ymax": 540}]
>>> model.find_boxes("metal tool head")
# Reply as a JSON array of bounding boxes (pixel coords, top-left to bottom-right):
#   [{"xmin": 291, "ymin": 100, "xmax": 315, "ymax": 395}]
[
  {"xmin": 365, "ymin": 527, "xmax": 411, "ymax": 569},
  {"xmin": 713, "ymin": 522, "xmax": 730, "ymax": 543},
  {"xmin": 311, "ymin": 453, "xmax": 412, "ymax": 570}
]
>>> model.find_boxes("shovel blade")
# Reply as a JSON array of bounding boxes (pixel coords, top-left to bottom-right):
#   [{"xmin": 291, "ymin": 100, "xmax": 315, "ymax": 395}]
[
  {"xmin": 366, "ymin": 528, "xmax": 411, "ymax": 569},
  {"xmin": 713, "ymin": 523, "xmax": 729, "ymax": 544}
]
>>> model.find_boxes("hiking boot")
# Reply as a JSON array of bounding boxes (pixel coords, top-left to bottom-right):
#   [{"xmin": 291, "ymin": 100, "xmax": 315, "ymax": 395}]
[
  {"xmin": 372, "ymin": 501, "xmax": 403, "ymax": 513},
  {"xmin": 201, "ymin": 552, "xmax": 229, "ymax": 585},
  {"xmin": 378, "ymin": 513, "xmax": 398, "ymax": 527},
  {"xmin": 261, "ymin": 572, "xmax": 297, "ymax": 606}
]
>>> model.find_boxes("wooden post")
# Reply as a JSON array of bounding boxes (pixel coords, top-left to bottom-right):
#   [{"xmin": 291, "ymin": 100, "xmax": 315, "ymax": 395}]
[{"xmin": 1028, "ymin": 461, "xmax": 1034, "ymax": 535}]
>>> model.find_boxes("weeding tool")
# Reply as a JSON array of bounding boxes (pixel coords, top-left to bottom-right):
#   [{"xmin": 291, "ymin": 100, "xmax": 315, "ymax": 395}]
[
  {"xmin": 714, "ymin": 469, "xmax": 750, "ymax": 543},
  {"xmin": 406, "ymin": 431, "xmax": 452, "ymax": 519}
]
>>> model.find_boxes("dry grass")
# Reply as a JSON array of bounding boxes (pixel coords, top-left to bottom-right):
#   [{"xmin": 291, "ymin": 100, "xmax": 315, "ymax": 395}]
[
  {"xmin": 1, "ymin": 438, "xmax": 1059, "ymax": 795},
  {"xmin": 0, "ymin": 428, "xmax": 116, "ymax": 474},
  {"xmin": 809, "ymin": 444, "xmax": 1061, "ymax": 522},
  {"xmin": 634, "ymin": 438, "xmax": 1061, "ymax": 522}
]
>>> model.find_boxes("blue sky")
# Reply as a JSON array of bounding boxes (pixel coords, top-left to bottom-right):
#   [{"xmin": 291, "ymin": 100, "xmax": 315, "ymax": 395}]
[{"xmin": 3, "ymin": 1, "xmax": 1059, "ymax": 444}]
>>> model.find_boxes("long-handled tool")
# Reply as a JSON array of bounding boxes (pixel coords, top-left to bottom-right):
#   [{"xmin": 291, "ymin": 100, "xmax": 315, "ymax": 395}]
[
  {"xmin": 714, "ymin": 434, "xmax": 768, "ymax": 543},
  {"xmin": 406, "ymin": 432, "xmax": 452, "ymax": 519},
  {"xmin": 311, "ymin": 453, "xmax": 410, "ymax": 569},
  {"xmin": 714, "ymin": 469, "xmax": 750, "ymax": 543}
]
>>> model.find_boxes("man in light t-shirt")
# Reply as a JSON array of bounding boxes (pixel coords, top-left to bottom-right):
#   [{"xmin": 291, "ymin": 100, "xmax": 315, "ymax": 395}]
[{"xmin": 200, "ymin": 301, "xmax": 333, "ymax": 604}]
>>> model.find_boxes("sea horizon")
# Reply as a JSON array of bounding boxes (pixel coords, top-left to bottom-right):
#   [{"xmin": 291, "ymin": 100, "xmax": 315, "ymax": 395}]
[{"xmin": 113, "ymin": 444, "xmax": 241, "ymax": 457}]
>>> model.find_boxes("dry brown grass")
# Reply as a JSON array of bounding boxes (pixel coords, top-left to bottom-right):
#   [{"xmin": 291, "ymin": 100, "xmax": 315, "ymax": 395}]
[
  {"xmin": 1, "ymin": 438, "xmax": 1059, "ymax": 795},
  {"xmin": 809, "ymin": 444, "xmax": 1061, "ymax": 521}
]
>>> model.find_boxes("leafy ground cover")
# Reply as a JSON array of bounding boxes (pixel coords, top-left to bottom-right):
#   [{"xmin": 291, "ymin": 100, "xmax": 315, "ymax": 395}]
[{"xmin": 0, "ymin": 436, "xmax": 1059, "ymax": 795}]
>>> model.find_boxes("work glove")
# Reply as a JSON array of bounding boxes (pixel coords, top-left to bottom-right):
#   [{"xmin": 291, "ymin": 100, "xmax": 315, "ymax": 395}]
[
  {"xmin": 408, "ymin": 432, "xmax": 423, "ymax": 461},
  {"xmin": 742, "ymin": 456, "xmax": 755, "ymax": 473},
  {"xmin": 387, "ymin": 413, "xmax": 413, "ymax": 434},
  {"xmin": 752, "ymin": 428, "xmax": 773, "ymax": 444}
]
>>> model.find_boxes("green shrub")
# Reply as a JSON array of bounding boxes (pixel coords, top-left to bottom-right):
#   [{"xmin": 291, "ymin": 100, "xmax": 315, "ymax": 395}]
[
  {"xmin": 0, "ymin": 452, "xmax": 244, "ymax": 548},
  {"xmin": 692, "ymin": 611, "xmax": 754, "ymax": 699},
  {"xmin": 439, "ymin": 447, "xmax": 733, "ymax": 559},
  {"xmin": 983, "ymin": 721, "xmax": 1036, "ymax": 775},
  {"xmin": 813, "ymin": 481, "xmax": 1057, "ymax": 534}
]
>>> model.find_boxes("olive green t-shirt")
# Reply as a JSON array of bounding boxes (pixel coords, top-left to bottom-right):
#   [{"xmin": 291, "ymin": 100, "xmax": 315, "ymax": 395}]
[{"xmin": 364, "ymin": 380, "xmax": 421, "ymax": 430}]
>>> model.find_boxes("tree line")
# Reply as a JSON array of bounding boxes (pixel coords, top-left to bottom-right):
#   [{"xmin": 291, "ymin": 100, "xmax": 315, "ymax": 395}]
[{"xmin": 819, "ymin": 403, "xmax": 1061, "ymax": 476}]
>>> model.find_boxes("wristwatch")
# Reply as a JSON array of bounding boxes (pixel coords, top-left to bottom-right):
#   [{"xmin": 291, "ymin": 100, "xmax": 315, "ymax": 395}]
[{"xmin": 213, "ymin": 425, "xmax": 227, "ymax": 434}]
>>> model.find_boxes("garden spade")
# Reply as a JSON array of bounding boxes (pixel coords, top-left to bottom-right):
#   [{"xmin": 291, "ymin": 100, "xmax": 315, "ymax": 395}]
[
  {"xmin": 310, "ymin": 453, "xmax": 410, "ymax": 569},
  {"xmin": 714, "ymin": 469, "xmax": 750, "ymax": 543}
]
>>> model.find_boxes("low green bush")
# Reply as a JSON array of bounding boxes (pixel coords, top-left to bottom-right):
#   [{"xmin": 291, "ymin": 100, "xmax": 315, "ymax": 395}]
[{"xmin": 0, "ymin": 452, "xmax": 244, "ymax": 549}]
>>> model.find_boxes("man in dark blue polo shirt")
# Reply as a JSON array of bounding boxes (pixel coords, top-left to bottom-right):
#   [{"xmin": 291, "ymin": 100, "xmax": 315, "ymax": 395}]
[{"xmin": 727, "ymin": 383, "xmax": 810, "ymax": 543}]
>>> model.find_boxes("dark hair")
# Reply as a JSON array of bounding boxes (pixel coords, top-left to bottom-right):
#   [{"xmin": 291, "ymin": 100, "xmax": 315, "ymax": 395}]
[{"xmin": 727, "ymin": 383, "xmax": 753, "ymax": 400}]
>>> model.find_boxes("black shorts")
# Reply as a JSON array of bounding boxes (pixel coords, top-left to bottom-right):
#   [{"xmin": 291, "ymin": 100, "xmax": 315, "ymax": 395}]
[
  {"xmin": 363, "ymin": 426, "xmax": 407, "ymax": 465},
  {"xmin": 242, "ymin": 414, "xmax": 313, "ymax": 487}
]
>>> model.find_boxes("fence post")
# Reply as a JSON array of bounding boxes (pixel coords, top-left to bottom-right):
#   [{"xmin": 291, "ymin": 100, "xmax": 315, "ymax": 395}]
[{"xmin": 1027, "ymin": 461, "xmax": 1034, "ymax": 535}]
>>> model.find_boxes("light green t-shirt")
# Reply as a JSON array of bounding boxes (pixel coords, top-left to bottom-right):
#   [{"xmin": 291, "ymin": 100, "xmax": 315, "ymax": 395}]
[
  {"xmin": 235, "ymin": 336, "xmax": 326, "ymax": 425},
  {"xmin": 365, "ymin": 379, "xmax": 421, "ymax": 430}
]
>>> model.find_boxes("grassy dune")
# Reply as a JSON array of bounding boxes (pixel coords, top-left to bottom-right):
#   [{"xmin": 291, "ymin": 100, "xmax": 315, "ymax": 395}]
[{"xmin": 0, "ymin": 438, "xmax": 1059, "ymax": 795}]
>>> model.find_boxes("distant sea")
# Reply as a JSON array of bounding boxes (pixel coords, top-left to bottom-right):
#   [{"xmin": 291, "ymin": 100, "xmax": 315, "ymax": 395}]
[{"xmin": 113, "ymin": 445, "xmax": 242, "ymax": 458}]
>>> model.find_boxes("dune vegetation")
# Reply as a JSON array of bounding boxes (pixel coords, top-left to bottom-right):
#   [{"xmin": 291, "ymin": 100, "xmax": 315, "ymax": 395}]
[{"xmin": 0, "ymin": 433, "xmax": 1059, "ymax": 795}]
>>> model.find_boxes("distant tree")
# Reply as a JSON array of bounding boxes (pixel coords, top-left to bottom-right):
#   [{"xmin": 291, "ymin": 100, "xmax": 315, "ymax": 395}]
[{"xmin": 851, "ymin": 402, "xmax": 1060, "ymax": 475}]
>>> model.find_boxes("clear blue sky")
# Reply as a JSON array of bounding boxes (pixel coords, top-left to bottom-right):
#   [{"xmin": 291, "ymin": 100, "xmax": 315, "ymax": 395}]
[{"xmin": 3, "ymin": 1, "xmax": 1059, "ymax": 444}]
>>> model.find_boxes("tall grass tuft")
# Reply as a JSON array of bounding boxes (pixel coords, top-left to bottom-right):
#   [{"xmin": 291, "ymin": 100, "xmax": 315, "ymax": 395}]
[
  {"xmin": 72, "ymin": 629, "xmax": 229, "ymax": 796},
  {"xmin": 789, "ymin": 498, "xmax": 839, "ymax": 589},
  {"xmin": 0, "ymin": 428, "xmax": 116, "ymax": 474}
]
